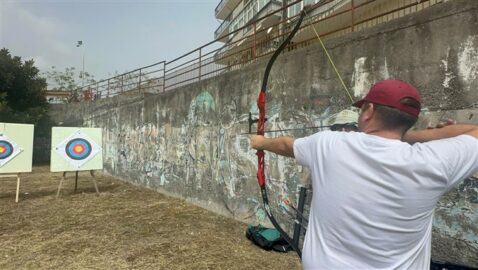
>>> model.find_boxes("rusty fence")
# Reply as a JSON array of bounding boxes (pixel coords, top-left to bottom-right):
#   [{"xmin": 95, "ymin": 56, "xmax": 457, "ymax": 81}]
[{"xmin": 70, "ymin": 0, "xmax": 444, "ymax": 102}]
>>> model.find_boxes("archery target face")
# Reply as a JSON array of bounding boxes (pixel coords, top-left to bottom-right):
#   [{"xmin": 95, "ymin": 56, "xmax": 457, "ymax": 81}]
[
  {"xmin": 66, "ymin": 138, "xmax": 92, "ymax": 160},
  {"xmin": 0, "ymin": 140, "xmax": 14, "ymax": 159},
  {"xmin": 51, "ymin": 128, "xmax": 103, "ymax": 171},
  {"xmin": 0, "ymin": 135, "xmax": 23, "ymax": 168},
  {"xmin": 0, "ymin": 123, "xmax": 33, "ymax": 173}
]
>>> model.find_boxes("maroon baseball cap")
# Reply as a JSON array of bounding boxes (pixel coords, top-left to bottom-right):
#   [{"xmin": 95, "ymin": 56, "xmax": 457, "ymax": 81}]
[{"xmin": 352, "ymin": 79, "xmax": 421, "ymax": 117}]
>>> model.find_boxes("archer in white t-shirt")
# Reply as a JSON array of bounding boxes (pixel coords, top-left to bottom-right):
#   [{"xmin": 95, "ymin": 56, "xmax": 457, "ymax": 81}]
[{"xmin": 250, "ymin": 79, "xmax": 478, "ymax": 269}]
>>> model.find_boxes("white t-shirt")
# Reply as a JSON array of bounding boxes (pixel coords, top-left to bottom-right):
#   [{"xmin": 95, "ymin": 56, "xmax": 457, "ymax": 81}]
[{"xmin": 293, "ymin": 131, "xmax": 478, "ymax": 270}]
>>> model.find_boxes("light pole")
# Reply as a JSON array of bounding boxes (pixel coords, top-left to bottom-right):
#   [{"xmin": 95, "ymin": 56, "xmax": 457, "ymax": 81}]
[{"xmin": 76, "ymin": 40, "xmax": 85, "ymax": 87}]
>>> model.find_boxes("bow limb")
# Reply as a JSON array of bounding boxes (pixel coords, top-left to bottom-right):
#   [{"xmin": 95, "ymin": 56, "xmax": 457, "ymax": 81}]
[{"xmin": 256, "ymin": 10, "xmax": 306, "ymax": 259}]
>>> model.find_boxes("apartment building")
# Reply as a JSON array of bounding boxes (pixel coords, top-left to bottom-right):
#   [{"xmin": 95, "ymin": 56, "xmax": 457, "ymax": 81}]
[
  {"xmin": 213, "ymin": 0, "xmax": 361, "ymax": 65},
  {"xmin": 214, "ymin": 0, "xmax": 444, "ymax": 67},
  {"xmin": 214, "ymin": 0, "xmax": 283, "ymax": 65},
  {"xmin": 45, "ymin": 91, "xmax": 71, "ymax": 104}
]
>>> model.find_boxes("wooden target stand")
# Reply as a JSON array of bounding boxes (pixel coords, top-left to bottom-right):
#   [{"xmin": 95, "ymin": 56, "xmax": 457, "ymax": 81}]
[
  {"xmin": 0, "ymin": 173, "xmax": 21, "ymax": 202},
  {"xmin": 56, "ymin": 170, "xmax": 100, "ymax": 198}
]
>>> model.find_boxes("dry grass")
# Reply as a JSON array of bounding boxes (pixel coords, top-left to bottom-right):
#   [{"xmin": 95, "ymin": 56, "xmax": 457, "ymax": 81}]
[{"xmin": 0, "ymin": 166, "xmax": 301, "ymax": 270}]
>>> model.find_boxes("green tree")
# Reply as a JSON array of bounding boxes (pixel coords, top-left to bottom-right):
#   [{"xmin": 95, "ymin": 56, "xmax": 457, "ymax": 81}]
[
  {"xmin": 0, "ymin": 48, "xmax": 48, "ymax": 124},
  {"xmin": 43, "ymin": 66, "xmax": 96, "ymax": 102}
]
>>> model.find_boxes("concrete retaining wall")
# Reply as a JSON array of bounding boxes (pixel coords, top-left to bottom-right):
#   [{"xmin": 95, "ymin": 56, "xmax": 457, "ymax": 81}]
[{"xmin": 50, "ymin": 0, "xmax": 478, "ymax": 265}]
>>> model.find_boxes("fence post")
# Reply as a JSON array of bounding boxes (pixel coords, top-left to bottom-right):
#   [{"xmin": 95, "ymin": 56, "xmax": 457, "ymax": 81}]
[
  {"xmin": 253, "ymin": 22, "xmax": 257, "ymax": 61},
  {"xmin": 138, "ymin": 69, "xmax": 142, "ymax": 94},
  {"xmin": 107, "ymin": 79, "xmax": 110, "ymax": 97},
  {"xmin": 198, "ymin": 48, "xmax": 202, "ymax": 82},
  {"xmin": 351, "ymin": 0, "xmax": 355, "ymax": 32},
  {"xmin": 163, "ymin": 62, "xmax": 167, "ymax": 92},
  {"xmin": 121, "ymin": 75, "xmax": 124, "ymax": 94}
]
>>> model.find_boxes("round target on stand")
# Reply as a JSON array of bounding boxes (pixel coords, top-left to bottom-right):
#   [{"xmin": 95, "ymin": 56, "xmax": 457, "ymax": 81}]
[
  {"xmin": 0, "ymin": 140, "xmax": 14, "ymax": 160},
  {"xmin": 65, "ymin": 138, "xmax": 92, "ymax": 160}
]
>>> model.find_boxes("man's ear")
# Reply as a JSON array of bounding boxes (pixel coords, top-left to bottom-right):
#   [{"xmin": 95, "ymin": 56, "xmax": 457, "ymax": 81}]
[{"xmin": 361, "ymin": 103, "xmax": 375, "ymax": 122}]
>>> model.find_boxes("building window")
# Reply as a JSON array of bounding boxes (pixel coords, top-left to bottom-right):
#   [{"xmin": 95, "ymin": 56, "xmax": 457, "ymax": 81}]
[{"xmin": 288, "ymin": 0, "xmax": 320, "ymax": 18}]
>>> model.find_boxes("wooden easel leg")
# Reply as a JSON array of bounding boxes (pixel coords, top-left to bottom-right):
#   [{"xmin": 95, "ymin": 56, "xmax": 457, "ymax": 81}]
[
  {"xmin": 74, "ymin": 171, "xmax": 79, "ymax": 193},
  {"xmin": 57, "ymin": 172, "xmax": 66, "ymax": 199},
  {"xmin": 90, "ymin": 170, "xmax": 100, "ymax": 195},
  {"xmin": 15, "ymin": 174, "xmax": 20, "ymax": 203}
]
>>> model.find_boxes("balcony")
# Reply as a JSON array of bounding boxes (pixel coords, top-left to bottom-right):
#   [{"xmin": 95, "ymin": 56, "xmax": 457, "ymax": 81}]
[
  {"xmin": 213, "ymin": 1, "xmax": 284, "ymax": 66},
  {"xmin": 253, "ymin": 1, "xmax": 282, "ymax": 32},
  {"xmin": 215, "ymin": 14, "xmax": 231, "ymax": 42},
  {"xmin": 215, "ymin": 0, "xmax": 241, "ymax": 20},
  {"xmin": 215, "ymin": 0, "xmax": 283, "ymax": 43}
]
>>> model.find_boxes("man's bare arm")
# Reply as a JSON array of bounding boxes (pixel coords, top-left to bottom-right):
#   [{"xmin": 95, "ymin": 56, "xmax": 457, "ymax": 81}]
[
  {"xmin": 403, "ymin": 124, "xmax": 478, "ymax": 143},
  {"xmin": 250, "ymin": 135, "xmax": 295, "ymax": 158}
]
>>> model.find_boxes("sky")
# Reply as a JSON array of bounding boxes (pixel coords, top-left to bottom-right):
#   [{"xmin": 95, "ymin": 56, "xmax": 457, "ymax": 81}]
[{"xmin": 0, "ymin": 0, "xmax": 221, "ymax": 86}]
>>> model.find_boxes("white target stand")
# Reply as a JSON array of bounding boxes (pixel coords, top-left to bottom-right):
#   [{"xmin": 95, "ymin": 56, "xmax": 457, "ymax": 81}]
[
  {"xmin": 56, "ymin": 170, "xmax": 100, "ymax": 199},
  {"xmin": 51, "ymin": 127, "xmax": 103, "ymax": 199},
  {"xmin": 0, "ymin": 174, "xmax": 21, "ymax": 202},
  {"xmin": 0, "ymin": 124, "xmax": 34, "ymax": 203}
]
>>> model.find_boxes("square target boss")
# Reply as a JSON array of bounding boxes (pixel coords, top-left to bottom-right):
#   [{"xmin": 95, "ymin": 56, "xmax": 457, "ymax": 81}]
[
  {"xmin": 0, "ymin": 123, "xmax": 34, "ymax": 173},
  {"xmin": 50, "ymin": 127, "xmax": 103, "ymax": 172}
]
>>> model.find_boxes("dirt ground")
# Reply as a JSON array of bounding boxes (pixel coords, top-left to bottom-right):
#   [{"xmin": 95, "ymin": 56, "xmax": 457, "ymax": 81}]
[{"xmin": 0, "ymin": 166, "xmax": 301, "ymax": 270}]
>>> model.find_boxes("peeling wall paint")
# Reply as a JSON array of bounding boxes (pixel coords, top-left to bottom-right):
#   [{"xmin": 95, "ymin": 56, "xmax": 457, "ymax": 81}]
[
  {"xmin": 351, "ymin": 57, "xmax": 370, "ymax": 98},
  {"xmin": 49, "ymin": 0, "xmax": 478, "ymax": 266},
  {"xmin": 441, "ymin": 47, "xmax": 456, "ymax": 89},
  {"xmin": 458, "ymin": 35, "xmax": 478, "ymax": 90}
]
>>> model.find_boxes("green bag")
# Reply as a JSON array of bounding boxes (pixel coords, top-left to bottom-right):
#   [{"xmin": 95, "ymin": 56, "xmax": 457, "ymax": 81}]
[{"xmin": 245, "ymin": 224, "xmax": 293, "ymax": 252}]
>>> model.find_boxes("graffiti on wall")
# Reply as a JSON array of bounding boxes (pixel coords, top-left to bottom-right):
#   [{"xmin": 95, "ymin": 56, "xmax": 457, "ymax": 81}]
[{"xmin": 56, "ymin": 3, "xmax": 478, "ymax": 261}]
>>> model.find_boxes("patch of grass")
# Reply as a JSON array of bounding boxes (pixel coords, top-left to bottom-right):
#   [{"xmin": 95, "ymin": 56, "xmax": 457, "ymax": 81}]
[{"xmin": 0, "ymin": 166, "xmax": 300, "ymax": 269}]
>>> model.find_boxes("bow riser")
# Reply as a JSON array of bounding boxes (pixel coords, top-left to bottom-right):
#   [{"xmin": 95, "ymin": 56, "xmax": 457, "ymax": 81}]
[{"xmin": 255, "ymin": 10, "xmax": 307, "ymax": 259}]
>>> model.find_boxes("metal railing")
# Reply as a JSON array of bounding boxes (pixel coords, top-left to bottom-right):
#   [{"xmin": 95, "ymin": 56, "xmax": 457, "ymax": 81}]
[{"xmin": 68, "ymin": 0, "xmax": 445, "ymax": 103}]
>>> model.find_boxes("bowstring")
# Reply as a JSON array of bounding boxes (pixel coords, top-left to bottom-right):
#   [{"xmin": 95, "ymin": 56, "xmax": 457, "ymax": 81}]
[{"xmin": 303, "ymin": 8, "xmax": 354, "ymax": 103}]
